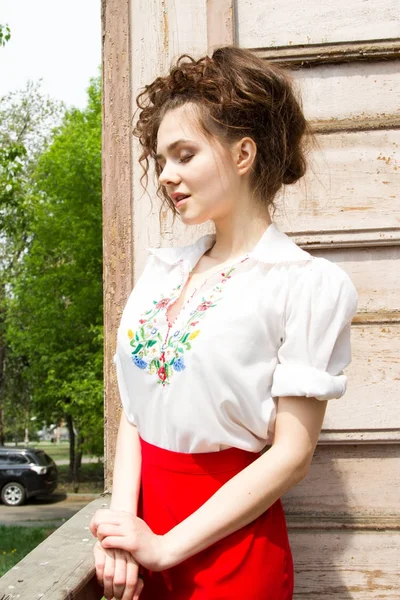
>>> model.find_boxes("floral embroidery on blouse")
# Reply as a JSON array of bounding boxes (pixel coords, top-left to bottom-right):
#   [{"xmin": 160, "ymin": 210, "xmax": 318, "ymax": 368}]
[{"xmin": 128, "ymin": 265, "xmax": 237, "ymax": 385}]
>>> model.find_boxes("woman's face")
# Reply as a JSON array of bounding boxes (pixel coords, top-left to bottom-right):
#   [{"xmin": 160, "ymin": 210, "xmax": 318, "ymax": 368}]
[{"xmin": 156, "ymin": 104, "xmax": 241, "ymax": 225}]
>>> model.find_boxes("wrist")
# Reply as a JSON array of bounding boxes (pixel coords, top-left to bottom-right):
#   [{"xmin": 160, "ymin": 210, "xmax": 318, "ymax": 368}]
[
  {"xmin": 110, "ymin": 495, "xmax": 137, "ymax": 514},
  {"xmin": 160, "ymin": 529, "xmax": 187, "ymax": 570},
  {"xmin": 109, "ymin": 503, "xmax": 137, "ymax": 515}
]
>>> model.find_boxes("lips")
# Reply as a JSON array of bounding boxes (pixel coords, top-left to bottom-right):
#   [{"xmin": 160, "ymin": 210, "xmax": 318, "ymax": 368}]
[{"xmin": 171, "ymin": 193, "xmax": 190, "ymax": 206}]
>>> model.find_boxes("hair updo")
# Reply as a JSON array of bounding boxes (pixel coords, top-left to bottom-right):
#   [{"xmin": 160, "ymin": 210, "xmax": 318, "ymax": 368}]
[{"xmin": 134, "ymin": 45, "xmax": 310, "ymax": 215}]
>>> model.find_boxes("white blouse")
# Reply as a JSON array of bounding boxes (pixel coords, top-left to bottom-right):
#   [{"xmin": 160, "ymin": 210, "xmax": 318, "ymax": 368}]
[{"xmin": 114, "ymin": 223, "xmax": 358, "ymax": 453}]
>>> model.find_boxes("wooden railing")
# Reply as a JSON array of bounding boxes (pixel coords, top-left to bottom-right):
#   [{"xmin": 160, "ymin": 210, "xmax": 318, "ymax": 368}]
[
  {"xmin": 0, "ymin": 495, "xmax": 110, "ymax": 600},
  {"xmin": 1, "ymin": 470, "xmax": 398, "ymax": 598}
]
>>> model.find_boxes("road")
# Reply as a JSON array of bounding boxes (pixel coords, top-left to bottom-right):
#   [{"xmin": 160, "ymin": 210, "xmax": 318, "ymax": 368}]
[{"xmin": 0, "ymin": 493, "xmax": 99, "ymax": 527}]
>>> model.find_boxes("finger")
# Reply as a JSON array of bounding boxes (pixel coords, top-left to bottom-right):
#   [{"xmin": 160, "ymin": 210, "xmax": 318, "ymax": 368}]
[
  {"xmin": 97, "ymin": 510, "xmax": 128, "ymax": 525},
  {"xmin": 112, "ymin": 550, "xmax": 127, "ymax": 600},
  {"xmin": 102, "ymin": 550, "xmax": 116, "ymax": 600},
  {"xmin": 89, "ymin": 515, "xmax": 99, "ymax": 537},
  {"xmin": 97, "ymin": 523, "xmax": 123, "ymax": 541},
  {"xmin": 90, "ymin": 509, "xmax": 122, "ymax": 534},
  {"xmin": 93, "ymin": 542, "xmax": 106, "ymax": 586},
  {"xmin": 133, "ymin": 577, "xmax": 144, "ymax": 600},
  {"xmin": 122, "ymin": 557, "xmax": 140, "ymax": 600},
  {"xmin": 101, "ymin": 536, "xmax": 134, "ymax": 553}
]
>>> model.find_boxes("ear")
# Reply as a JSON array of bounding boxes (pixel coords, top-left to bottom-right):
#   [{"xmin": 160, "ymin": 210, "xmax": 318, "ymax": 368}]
[{"xmin": 232, "ymin": 137, "xmax": 257, "ymax": 176}]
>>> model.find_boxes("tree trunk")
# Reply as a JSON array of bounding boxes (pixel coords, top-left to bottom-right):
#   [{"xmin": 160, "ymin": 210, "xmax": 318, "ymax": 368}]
[
  {"xmin": 66, "ymin": 414, "xmax": 81, "ymax": 491},
  {"xmin": 0, "ymin": 401, "xmax": 4, "ymax": 446},
  {"xmin": 76, "ymin": 449, "xmax": 83, "ymax": 471},
  {"xmin": 66, "ymin": 414, "xmax": 75, "ymax": 482},
  {"xmin": 73, "ymin": 457, "xmax": 80, "ymax": 493},
  {"xmin": 73, "ymin": 433, "xmax": 85, "ymax": 493},
  {"xmin": 24, "ymin": 404, "xmax": 29, "ymax": 445},
  {"xmin": 76, "ymin": 433, "xmax": 84, "ymax": 469}
]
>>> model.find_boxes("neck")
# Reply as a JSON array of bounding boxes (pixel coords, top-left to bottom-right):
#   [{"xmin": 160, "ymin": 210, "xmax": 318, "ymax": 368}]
[{"xmin": 207, "ymin": 202, "xmax": 272, "ymax": 262}]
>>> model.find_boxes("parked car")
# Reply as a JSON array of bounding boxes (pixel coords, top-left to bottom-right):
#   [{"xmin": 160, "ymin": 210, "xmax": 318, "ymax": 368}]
[{"xmin": 0, "ymin": 447, "xmax": 58, "ymax": 506}]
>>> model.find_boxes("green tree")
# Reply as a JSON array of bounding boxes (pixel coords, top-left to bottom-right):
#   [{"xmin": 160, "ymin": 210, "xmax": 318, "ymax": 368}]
[
  {"xmin": 0, "ymin": 142, "xmax": 27, "ymax": 445},
  {"xmin": 6, "ymin": 77, "xmax": 103, "ymax": 485},
  {"xmin": 0, "ymin": 81, "xmax": 64, "ymax": 170},
  {"xmin": 0, "ymin": 24, "xmax": 11, "ymax": 47},
  {"xmin": 0, "ymin": 83, "xmax": 64, "ymax": 446}
]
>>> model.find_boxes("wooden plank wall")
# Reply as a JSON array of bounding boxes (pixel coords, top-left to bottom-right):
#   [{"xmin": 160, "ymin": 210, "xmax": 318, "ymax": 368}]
[
  {"xmin": 103, "ymin": 0, "xmax": 400, "ymax": 596},
  {"xmin": 236, "ymin": 0, "xmax": 400, "ymax": 46},
  {"xmin": 234, "ymin": 0, "xmax": 400, "ymax": 596},
  {"xmin": 129, "ymin": 0, "xmax": 211, "ymax": 278}
]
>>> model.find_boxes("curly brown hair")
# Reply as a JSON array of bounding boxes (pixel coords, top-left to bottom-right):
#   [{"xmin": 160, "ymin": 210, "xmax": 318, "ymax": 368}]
[{"xmin": 133, "ymin": 45, "xmax": 310, "ymax": 216}]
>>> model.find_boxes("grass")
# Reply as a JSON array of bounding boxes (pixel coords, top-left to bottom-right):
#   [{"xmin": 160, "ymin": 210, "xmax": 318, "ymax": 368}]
[
  {"xmin": 56, "ymin": 461, "xmax": 104, "ymax": 494},
  {"xmin": 32, "ymin": 442, "xmax": 70, "ymax": 461},
  {"xmin": 5, "ymin": 441, "xmax": 98, "ymax": 462},
  {"xmin": 5, "ymin": 441, "xmax": 71, "ymax": 462},
  {"xmin": 0, "ymin": 525, "xmax": 55, "ymax": 577}
]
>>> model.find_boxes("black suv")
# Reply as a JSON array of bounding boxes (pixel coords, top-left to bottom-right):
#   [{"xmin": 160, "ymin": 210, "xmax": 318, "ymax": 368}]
[{"xmin": 0, "ymin": 447, "xmax": 58, "ymax": 506}]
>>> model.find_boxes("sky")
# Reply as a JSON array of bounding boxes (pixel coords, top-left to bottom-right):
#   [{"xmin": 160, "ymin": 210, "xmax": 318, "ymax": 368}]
[{"xmin": 0, "ymin": 0, "xmax": 101, "ymax": 108}]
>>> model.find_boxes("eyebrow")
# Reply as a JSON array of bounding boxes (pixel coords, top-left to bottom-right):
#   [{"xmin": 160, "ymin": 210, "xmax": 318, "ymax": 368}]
[{"xmin": 155, "ymin": 139, "xmax": 194, "ymax": 160}]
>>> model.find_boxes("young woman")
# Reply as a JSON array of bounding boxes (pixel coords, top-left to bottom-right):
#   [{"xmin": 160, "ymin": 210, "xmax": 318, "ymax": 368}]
[{"xmin": 90, "ymin": 46, "xmax": 358, "ymax": 600}]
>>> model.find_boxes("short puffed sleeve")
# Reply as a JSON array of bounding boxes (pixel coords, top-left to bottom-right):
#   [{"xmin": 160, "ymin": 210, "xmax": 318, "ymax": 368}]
[
  {"xmin": 113, "ymin": 351, "xmax": 136, "ymax": 423},
  {"xmin": 271, "ymin": 258, "xmax": 358, "ymax": 401}
]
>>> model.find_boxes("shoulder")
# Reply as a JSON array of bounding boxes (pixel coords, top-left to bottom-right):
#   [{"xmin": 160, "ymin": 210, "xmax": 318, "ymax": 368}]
[
  {"xmin": 262, "ymin": 225, "xmax": 356, "ymax": 296},
  {"xmin": 260, "ymin": 227, "xmax": 358, "ymax": 314},
  {"xmin": 291, "ymin": 256, "xmax": 357, "ymax": 294},
  {"xmin": 282, "ymin": 255, "xmax": 357, "ymax": 298},
  {"xmin": 280, "ymin": 255, "xmax": 358, "ymax": 323}
]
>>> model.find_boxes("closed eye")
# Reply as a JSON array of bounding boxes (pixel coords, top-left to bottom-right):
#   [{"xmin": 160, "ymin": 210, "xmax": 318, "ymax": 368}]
[
  {"xmin": 156, "ymin": 154, "xmax": 194, "ymax": 171},
  {"xmin": 179, "ymin": 155, "xmax": 193, "ymax": 164}
]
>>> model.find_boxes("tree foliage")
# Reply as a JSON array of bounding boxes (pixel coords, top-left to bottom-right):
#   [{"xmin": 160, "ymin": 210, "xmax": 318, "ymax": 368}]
[
  {"xmin": 1, "ymin": 84, "xmax": 64, "ymax": 446},
  {"xmin": 0, "ymin": 81, "xmax": 64, "ymax": 169},
  {"xmin": 0, "ymin": 24, "xmax": 11, "ymax": 47},
  {"xmin": 0, "ymin": 82, "xmax": 64, "ymax": 267},
  {"xmin": 1, "ymin": 78, "xmax": 103, "ymax": 479}
]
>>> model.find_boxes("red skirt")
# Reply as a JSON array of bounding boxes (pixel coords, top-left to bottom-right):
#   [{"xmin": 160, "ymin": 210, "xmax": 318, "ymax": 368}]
[{"xmin": 139, "ymin": 437, "xmax": 294, "ymax": 600}]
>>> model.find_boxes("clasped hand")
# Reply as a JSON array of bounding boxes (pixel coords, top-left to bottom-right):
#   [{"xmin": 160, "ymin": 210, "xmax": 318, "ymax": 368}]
[{"xmin": 90, "ymin": 509, "xmax": 170, "ymax": 572}]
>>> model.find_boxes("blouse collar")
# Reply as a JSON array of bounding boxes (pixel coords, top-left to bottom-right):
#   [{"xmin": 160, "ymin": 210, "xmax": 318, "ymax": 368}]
[{"xmin": 148, "ymin": 223, "xmax": 311, "ymax": 268}]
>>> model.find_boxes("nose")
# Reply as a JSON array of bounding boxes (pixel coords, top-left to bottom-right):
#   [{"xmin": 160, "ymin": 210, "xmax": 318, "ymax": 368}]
[{"xmin": 158, "ymin": 161, "xmax": 181, "ymax": 186}]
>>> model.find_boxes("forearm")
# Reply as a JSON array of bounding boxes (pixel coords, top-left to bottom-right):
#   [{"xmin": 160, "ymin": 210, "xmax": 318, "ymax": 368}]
[
  {"xmin": 94, "ymin": 397, "xmax": 326, "ymax": 573},
  {"xmin": 163, "ymin": 395, "xmax": 327, "ymax": 568},
  {"xmin": 109, "ymin": 411, "xmax": 142, "ymax": 514},
  {"xmin": 164, "ymin": 443, "xmax": 307, "ymax": 566}
]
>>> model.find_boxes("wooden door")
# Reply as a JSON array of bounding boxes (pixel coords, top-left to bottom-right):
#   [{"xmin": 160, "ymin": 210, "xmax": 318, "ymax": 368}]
[{"xmin": 102, "ymin": 1, "xmax": 399, "ymax": 596}]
